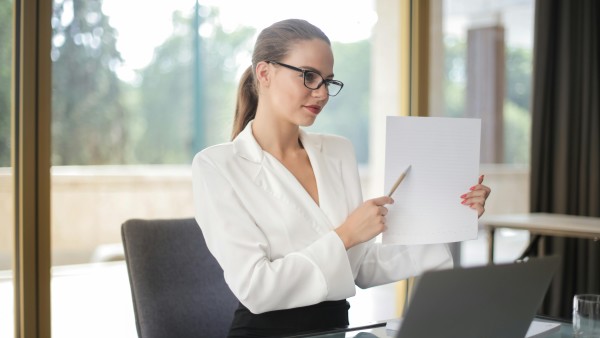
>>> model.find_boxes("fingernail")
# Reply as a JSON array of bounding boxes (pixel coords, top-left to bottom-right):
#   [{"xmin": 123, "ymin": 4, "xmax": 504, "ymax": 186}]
[
  {"xmin": 469, "ymin": 186, "xmax": 476, "ymax": 190},
  {"xmin": 460, "ymin": 194, "xmax": 467, "ymax": 198},
  {"xmin": 461, "ymin": 199, "xmax": 467, "ymax": 204}
]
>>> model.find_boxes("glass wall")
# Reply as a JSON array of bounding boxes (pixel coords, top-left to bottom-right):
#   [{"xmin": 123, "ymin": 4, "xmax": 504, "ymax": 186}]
[
  {"xmin": 429, "ymin": 0, "xmax": 536, "ymax": 266},
  {"xmin": 50, "ymin": 0, "xmax": 376, "ymax": 336},
  {"xmin": 0, "ymin": 0, "xmax": 14, "ymax": 336},
  {"xmin": 431, "ymin": 0, "xmax": 535, "ymax": 165}
]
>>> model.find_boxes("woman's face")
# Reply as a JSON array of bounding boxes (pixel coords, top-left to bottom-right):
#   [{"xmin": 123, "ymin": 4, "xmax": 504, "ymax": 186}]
[{"xmin": 264, "ymin": 39, "xmax": 335, "ymax": 127}]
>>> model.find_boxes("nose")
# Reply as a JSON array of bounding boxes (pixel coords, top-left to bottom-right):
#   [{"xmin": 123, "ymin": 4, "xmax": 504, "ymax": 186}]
[{"xmin": 311, "ymin": 82, "xmax": 329, "ymax": 99}]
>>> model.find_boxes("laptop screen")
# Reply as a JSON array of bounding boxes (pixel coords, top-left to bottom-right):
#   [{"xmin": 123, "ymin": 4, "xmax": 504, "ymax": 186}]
[{"xmin": 396, "ymin": 256, "xmax": 560, "ymax": 338}]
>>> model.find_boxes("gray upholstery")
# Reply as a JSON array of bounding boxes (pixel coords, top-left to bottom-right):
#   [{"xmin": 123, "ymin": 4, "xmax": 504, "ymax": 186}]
[{"xmin": 122, "ymin": 218, "xmax": 238, "ymax": 338}]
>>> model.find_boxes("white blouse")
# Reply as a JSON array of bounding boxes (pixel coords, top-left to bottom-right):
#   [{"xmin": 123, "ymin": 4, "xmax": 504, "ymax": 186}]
[{"xmin": 192, "ymin": 121, "xmax": 453, "ymax": 314}]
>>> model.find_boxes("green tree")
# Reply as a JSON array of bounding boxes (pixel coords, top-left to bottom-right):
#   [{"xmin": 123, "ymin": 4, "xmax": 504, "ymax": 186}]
[
  {"xmin": 133, "ymin": 7, "xmax": 255, "ymax": 163},
  {"xmin": 0, "ymin": 0, "xmax": 12, "ymax": 167},
  {"xmin": 129, "ymin": 11, "xmax": 195, "ymax": 164},
  {"xmin": 52, "ymin": 0, "xmax": 130, "ymax": 165},
  {"xmin": 309, "ymin": 40, "xmax": 371, "ymax": 164},
  {"xmin": 443, "ymin": 37, "xmax": 533, "ymax": 165},
  {"xmin": 504, "ymin": 100, "xmax": 531, "ymax": 164},
  {"xmin": 505, "ymin": 46, "xmax": 532, "ymax": 111},
  {"xmin": 135, "ymin": 9, "xmax": 372, "ymax": 164},
  {"xmin": 504, "ymin": 46, "xmax": 532, "ymax": 164},
  {"xmin": 443, "ymin": 37, "xmax": 467, "ymax": 117}
]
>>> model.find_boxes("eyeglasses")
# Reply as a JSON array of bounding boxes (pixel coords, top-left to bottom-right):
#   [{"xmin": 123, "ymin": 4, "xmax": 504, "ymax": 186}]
[{"xmin": 267, "ymin": 61, "xmax": 344, "ymax": 97}]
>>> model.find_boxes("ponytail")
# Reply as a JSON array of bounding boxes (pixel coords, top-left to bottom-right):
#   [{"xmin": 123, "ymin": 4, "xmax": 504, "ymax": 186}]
[
  {"xmin": 231, "ymin": 19, "xmax": 331, "ymax": 140},
  {"xmin": 232, "ymin": 66, "xmax": 258, "ymax": 140}
]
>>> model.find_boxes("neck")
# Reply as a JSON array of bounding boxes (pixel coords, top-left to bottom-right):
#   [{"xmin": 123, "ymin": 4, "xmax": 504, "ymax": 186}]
[{"xmin": 252, "ymin": 111, "xmax": 302, "ymax": 159}]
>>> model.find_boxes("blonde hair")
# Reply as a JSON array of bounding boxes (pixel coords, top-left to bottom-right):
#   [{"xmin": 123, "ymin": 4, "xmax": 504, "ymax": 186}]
[{"xmin": 231, "ymin": 19, "xmax": 330, "ymax": 139}]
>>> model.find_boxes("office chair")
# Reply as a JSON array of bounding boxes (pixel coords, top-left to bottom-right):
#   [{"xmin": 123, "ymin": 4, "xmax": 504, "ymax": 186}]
[{"xmin": 122, "ymin": 218, "xmax": 238, "ymax": 338}]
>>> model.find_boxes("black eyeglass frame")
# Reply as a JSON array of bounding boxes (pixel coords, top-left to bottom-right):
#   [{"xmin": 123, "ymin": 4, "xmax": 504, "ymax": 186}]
[{"xmin": 267, "ymin": 60, "xmax": 344, "ymax": 97}]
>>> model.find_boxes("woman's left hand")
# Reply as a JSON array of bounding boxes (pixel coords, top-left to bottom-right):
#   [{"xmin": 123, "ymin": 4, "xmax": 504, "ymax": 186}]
[{"xmin": 460, "ymin": 175, "xmax": 491, "ymax": 218}]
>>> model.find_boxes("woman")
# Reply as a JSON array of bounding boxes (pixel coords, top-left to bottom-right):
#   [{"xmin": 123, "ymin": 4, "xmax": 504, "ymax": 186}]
[{"xmin": 192, "ymin": 19, "xmax": 491, "ymax": 337}]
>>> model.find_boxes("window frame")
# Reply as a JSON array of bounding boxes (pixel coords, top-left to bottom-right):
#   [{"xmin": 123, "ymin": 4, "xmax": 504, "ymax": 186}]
[
  {"xmin": 11, "ymin": 1, "xmax": 422, "ymax": 336},
  {"xmin": 13, "ymin": 0, "xmax": 52, "ymax": 336}
]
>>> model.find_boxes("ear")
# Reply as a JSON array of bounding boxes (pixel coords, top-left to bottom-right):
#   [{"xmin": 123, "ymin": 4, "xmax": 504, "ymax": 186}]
[{"xmin": 255, "ymin": 61, "xmax": 271, "ymax": 88}]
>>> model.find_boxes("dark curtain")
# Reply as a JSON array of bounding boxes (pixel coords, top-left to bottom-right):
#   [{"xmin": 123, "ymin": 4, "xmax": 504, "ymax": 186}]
[{"xmin": 530, "ymin": 0, "xmax": 600, "ymax": 319}]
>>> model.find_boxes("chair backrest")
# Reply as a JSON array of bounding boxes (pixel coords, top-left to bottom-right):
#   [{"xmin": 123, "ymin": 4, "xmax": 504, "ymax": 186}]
[{"xmin": 122, "ymin": 218, "xmax": 238, "ymax": 338}]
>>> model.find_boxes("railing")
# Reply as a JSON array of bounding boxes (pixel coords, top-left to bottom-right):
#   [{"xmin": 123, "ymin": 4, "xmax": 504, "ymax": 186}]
[{"xmin": 0, "ymin": 163, "xmax": 530, "ymax": 269}]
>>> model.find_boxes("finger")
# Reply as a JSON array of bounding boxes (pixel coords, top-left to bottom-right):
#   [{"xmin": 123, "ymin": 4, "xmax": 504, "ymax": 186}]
[
  {"xmin": 470, "ymin": 203, "xmax": 485, "ymax": 218},
  {"xmin": 372, "ymin": 196, "xmax": 394, "ymax": 206},
  {"xmin": 467, "ymin": 185, "xmax": 491, "ymax": 197},
  {"xmin": 462, "ymin": 189, "xmax": 487, "ymax": 199},
  {"xmin": 379, "ymin": 206, "xmax": 388, "ymax": 216},
  {"xmin": 475, "ymin": 184, "xmax": 491, "ymax": 196},
  {"xmin": 462, "ymin": 196, "xmax": 486, "ymax": 206},
  {"xmin": 461, "ymin": 198, "xmax": 485, "ymax": 210},
  {"xmin": 482, "ymin": 184, "xmax": 491, "ymax": 197},
  {"xmin": 469, "ymin": 183, "xmax": 489, "ymax": 191},
  {"xmin": 460, "ymin": 191, "xmax": 485, "ymax": 201}
]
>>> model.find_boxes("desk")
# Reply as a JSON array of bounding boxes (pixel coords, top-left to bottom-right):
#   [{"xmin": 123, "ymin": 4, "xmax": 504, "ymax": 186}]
[
  {"xmin": 481, "ymin": 213, "xmax": 600, "ymax": 263},
  {"xmin": 297, "ymin": 316, "xmax": 573, "ymax": 337}
]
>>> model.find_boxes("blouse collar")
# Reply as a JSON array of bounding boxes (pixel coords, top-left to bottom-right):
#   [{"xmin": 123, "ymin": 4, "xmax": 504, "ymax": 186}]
[{"xmin": 232, "ymin": 120, "xmax": 323, "ymax": 163}]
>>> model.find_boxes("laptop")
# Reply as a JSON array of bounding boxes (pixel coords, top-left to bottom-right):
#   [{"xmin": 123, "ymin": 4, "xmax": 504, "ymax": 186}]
[{"xmin": 395, "ymin": 256, "xmax": 560, "ymax": 338}]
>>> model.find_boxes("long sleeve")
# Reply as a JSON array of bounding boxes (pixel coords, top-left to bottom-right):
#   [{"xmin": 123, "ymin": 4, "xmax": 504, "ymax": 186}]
[
  {"xmin": 351, "ymin": 241, "xmax": 453, "ymax": 288},
  {"xmin": 192, "ymin": 123, "xmax": 453, "ymax": 315},
  {"xmin": 333, "ymin": 135, "xmax": 454, "ymax": 287},
  {"xmin": 192, "ymin": 151, "xmax": 356, "ymax": 314}
]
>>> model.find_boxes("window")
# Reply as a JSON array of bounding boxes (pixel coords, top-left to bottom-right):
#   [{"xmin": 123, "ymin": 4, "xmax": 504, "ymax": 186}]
[
  {"xmin": 430, "ymin": 0, "xmax": 534, "ymax": 165},
  {"xmin": 0, "ymin": 0, "xmax": 15, "ymax": 336},
  {"xmin": 429, "ymin": 0, "xmax": 536, "ymax": 266},
  {"xmin": 50, "ymin": 0, "xmax": 378, "ymax": 335}
]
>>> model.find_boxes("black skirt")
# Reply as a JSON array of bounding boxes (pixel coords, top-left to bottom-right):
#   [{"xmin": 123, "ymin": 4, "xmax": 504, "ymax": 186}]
[{"xmin": 228, "ymin": 299, "xmax": 350, "ymax": 337}]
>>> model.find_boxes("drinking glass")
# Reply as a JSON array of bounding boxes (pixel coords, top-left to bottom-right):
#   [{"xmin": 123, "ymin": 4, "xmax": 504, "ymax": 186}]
[{"xmin": 573, "ymin": 294, "xmax": 600, "ymax": 337}]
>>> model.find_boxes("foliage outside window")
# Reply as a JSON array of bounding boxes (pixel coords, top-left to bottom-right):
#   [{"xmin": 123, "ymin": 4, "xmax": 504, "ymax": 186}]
[
  {"xmin": 45, "ymin": 1, "xmax": 372, "ymax": 167},
  {"xmin": 444, "ymin": 37, "xmax": 532, "ymax": 164},
  {"xmin": 441, "ymin": 0, "xmax": 534, "ymax": 165},
  {"xmin": 0, "ymin": 0, "xmax": 12, "ymax": 167}
]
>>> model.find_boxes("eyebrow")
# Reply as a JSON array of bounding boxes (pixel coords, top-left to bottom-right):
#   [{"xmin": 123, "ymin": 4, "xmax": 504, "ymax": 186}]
[{"xmin": 301, "ymin": 65, "xmax": 335, "ymax": 79}]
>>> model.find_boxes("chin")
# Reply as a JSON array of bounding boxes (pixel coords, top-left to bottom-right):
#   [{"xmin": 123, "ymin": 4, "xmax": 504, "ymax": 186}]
[{"xmin": 298, "ymin": 118, "xmax": 317, "ymax": 128}]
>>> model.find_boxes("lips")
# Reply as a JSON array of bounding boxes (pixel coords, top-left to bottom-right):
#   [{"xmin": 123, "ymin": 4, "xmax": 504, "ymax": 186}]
[{"xmin": 303, "ymin": 105, "xmax": 322, "ymax": 115}]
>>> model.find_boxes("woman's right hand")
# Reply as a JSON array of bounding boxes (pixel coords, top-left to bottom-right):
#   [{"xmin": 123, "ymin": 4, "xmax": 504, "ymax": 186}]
[{"xmin": 335, "ymin": 196, "xmax": 394, "ymax": 249}]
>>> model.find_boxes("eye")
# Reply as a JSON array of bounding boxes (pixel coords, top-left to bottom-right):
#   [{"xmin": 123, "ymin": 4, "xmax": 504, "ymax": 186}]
[{"xmin": 303, "ymin": 71, "xmax": 319, "ymax": 83}]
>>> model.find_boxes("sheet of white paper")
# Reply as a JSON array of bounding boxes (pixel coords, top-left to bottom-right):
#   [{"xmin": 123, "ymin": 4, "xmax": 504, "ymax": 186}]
[
  {"xmin": 382, "ymin": 116, "xmax": 481, "ymax": 245},
  {"xmin": 525, "ymin": 320, "xmax": 561, "ymax": 338},
  {"xmin": 385, "ymin": 318, "xmax": 560, "ymax": 337}
]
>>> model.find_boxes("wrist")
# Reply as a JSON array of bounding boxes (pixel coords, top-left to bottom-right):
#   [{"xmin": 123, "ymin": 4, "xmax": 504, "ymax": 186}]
[{"xmin": 335, "ymin": 227, "xmax": 352, "ymax": 250}]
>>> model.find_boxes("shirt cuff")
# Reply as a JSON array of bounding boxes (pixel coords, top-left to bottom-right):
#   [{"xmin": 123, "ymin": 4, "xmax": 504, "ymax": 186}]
[{"xmin": 302, "ymin": 231, "xmax": 357, "ymax": 300}]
